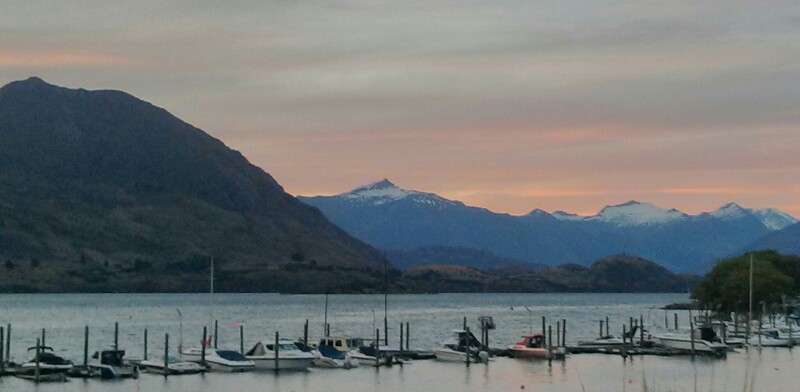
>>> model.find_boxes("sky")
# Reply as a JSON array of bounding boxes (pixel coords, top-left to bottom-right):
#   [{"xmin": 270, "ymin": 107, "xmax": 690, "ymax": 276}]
[{"xmin": 2, "ymin": 1, "xmax": 799, "ymax": 217}]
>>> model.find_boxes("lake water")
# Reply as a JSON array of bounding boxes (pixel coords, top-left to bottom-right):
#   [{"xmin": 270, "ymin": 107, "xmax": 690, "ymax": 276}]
[{"xmin": 0, "ymin": 292, "xmax": 796, "ymax": 391}]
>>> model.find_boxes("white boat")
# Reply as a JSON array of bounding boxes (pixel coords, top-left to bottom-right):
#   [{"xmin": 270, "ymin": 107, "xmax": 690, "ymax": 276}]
[
  {"xmin": 654, "ymin": 327, "xmax": 728, "ymax": 355},
  {"xmin": 312, "ymin": 344, "xmax": 359, "ymax": 369},
  {"xmin": 433, "ymin": 330, "xmax": 488, "ymax": 363},
  {"xmin": 245, "ymin": 340, "xmax": 314, "ymax": 370},
  {"xmin": 15, "ymin": 346, "xmax": 72, "ymax": 382},
  {"xmin": 139, "ymin": 356, "xmax": 205, "ymax": 375},
  {"xmin": 577, "ymin": 336, "xmax": 625, "ymax": 347},
  {"xmin": 181, "ymin": 347, "xmax": 255, "ymax": 372},
  {"xmin": 88, "ymin": 350, "xmax": 139, "ymax": 379}
]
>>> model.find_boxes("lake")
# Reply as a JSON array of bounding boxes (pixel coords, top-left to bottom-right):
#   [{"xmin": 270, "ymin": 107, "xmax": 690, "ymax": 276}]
[{"xmin": 0, "ymin": 292, "xmax": 795, "ymax": 391}]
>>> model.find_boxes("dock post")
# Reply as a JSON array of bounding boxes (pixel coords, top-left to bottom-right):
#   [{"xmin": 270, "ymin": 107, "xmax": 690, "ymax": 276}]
[
  {"xmin": 240, "ymin": 325, "xmax": 244, "ymax": 355},
  {"xmin": 4, "ymin": 324, "xmax": 9, "ymax": 365},
  {"xmin": 83, "ymin": 326, "xmax": 89, "ymax": 369},
  {"xmin": 664, "ymin": 311, "xmax": 668, "ymax": 329},
  {"xmin": 303, "ymin": 319, "xmax": 309, "ymax": 347},
  {"xmin": 562, "ymin": 319, "xmax": 567, "ymax": 347},
  {"xmin": 639, "ymin": 315, "xmax": 644, "ymax": 346},
  {"xmin": 201, "ymin": 326, "xmax": 207, "ymax": 366},
  {"xmin": 757, "ymin": 321, "xmax": 762, "ymax": 349},
  {"xmin": 485, "ymin": 324, "xmax": 490, "ymax": 352},
  {"xmin": 721, "ymin": 320, "xmax": 727, "ymax": 345},
  {"xmin": 734, "ymin": 312, "xmax": 739, "ymax": 335},
  {"xmin": 621, "ymin": 325, "xmax": 627, "ymax": 358},
  {"xmin": 599, "ymin": 320, "xmax": 604, "ymax": 338},
  {"xmin": 399, "ymin": 323, "xmax": 404, "ymax": 354},
  {"xmin": 463, "ymin": 316, "xmax": 467, "ymax": 330},
  {"xmin": 789, "ymin": 319, "xmax": 794, "ymax": 348},
  {"xmin": 114, "ymin": 322, "xmax": 119, "ymax": 351},
  {"xmin": 689, "ymin": 322, "xmax": 696, "ymax": 358},
  {"xmin": 406, "ymin": 322, "xmax": 410, "ymax": 350},
  {"xmin": 605, "ymin": 316, "xmax": 609, "ymax": 336},
  {"xmin": 0, "ymin": 326, "xmax": 4, "ymax": 374},
  {"xmin": 376, "ymin": 328, "xmax": 381, "ymax": 368},
  {"xmin": 556, "ymin": 321, "xmax": 561, "ymax": 348},
  {"xmin": 144, "ymin": 328, "xmax": 148, "ymax": 361},
  {"xmin": 41, "ymin": 328, "xmax": 46, "ymax": 348},
  {"xmin": 214, "ymin": 320, "xmax": 218, "ymax": 349},
  {"xmin": 164, "ymin": 333, "xmax": 170, "ymax": 376},
  {"xmin": 674, "ymin": 313, "xmax": 678, "ymax": 330},
  {"xmin": 384, "ymin": 316, "xmax": 389, "ymax": 346},
  {"xmin": 547, "ymin": 325, "xmax": 553, "ymax": 366},
  {"xmin": 35, "ymin": 338, "xmax": 41, "ymax": 383},
  {"xmin": 464, "ymin": 327, "xmax": 470, "ymax": 367},
  {"xmin": 274, "ymin": 331, "xmax": 280, "ymax": 372},
  {"xmin": 542, "ymin": 316, "xmax": 546, "ymax": 339}
]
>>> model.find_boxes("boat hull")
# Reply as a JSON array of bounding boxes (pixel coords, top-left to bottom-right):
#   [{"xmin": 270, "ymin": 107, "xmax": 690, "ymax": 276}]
[
  {"xmin": 250, "ymin": 357, "xmax": 314, "ymax": 371},
  {"xmin": 507, "ymin": 345, "xmax": 549, "ymax": 359},
  {"xmin": 655, "ymin": 336, "xmax": 727, "ymax": 354}
]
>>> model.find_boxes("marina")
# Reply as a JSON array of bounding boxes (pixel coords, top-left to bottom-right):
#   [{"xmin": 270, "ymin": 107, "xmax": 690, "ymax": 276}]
[{"xmin": 1, "ymin": 292, "xmax": 798, "ymax": 390}]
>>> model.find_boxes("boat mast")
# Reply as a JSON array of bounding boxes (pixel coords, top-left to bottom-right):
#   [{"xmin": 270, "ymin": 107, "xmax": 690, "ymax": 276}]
[
  {"xmin": 384, "ymin": 254, "xmax": 388, "ymax": 345},
  {"xmin": 749, "ymin": 253, "xmax": 754, "ymax": 333},
  {"xmin": 323, "ymin": 292, "xmax": 329, "ymax": 336}
]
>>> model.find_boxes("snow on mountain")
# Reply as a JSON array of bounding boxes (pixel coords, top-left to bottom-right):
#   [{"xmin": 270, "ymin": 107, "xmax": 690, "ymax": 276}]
[
  {"xmin": 587, "ymin": 200, "xmax": 689, "ymax": 226},
  {"xmin": 551, "ymin": 210, "xmax": 584, "ymax": 221},
  {"xmin": 749, "ymin": 208, "xmax": 797, "ymax": 230},
  {"xmin": 340, "ymin": 179, "xmax": 459, "ymax": 207},
  {"xmin": 710, "ymin": 202, "xmax": 750, "ymax": 220}
]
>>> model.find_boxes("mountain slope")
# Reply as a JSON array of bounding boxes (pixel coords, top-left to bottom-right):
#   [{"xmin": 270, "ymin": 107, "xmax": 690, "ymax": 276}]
[
  {"xmin": 745, "ymin": 222, "xmax": 800, "ymax": 255},
  {"xmin": 0, "ymin": 77, "xmax": 385, "ymax": 292},
  {"xmin": 301, "ymin": 180, "xmax": 792, "ymax": 272}
]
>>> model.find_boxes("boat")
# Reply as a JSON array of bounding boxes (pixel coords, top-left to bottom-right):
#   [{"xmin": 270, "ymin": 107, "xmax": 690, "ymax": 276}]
[
  {"xmin": 139, "ymin": 356, "xmax": 205, "ymax": 375},
  {"xmin": 181, "ymin": 347, "xmax": 255, "ymax": 372},
  {"xmin": 433, "ymin": 330, "xmax": 488, "ymax": 363},
  {"xmin": 654, "ymin": 327, "xmax": 728, "ymax": 356},
  {"xmin": 312, "ymin": 344, "xmax": 359, "ymax": 369},
  {"xmin": 245, "ymin": 339, "xmax": 315, "ymax": 370},
  {"xmin": 577, "ymin": 335, "xmax": 625, "ymax": 348},
  {"xmin": 507, "ymin": 334, "xmax": 549, "ymax": 359},
  {"xmin": 14, "ymin": 346, "xmax": 72, "ymax": 382},
  {"xmin": 88, "ymin": 350, "xmax": 139, "ymax": 379}
]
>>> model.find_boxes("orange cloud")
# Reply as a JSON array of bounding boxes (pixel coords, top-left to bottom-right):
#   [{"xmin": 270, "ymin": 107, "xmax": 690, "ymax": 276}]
[{"xmin": 0, "ymin": 50, "xmax": 143, "ymax": 68}]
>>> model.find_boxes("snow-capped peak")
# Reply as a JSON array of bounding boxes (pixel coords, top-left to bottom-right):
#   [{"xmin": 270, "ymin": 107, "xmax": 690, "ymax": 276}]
[
  {"xmin": 589, "ymin": 200, "xmax": 688, "ymax": 226},
  {"xmin": 748, "ymin": 208, "xmax": 797, "ymax": 230},
  {"xmin": 710, "ymin": 202, "xmax": 749, "ymax": 220},
  {"xmin": 551, "ymin": 210, "xmax": 584, "ymax": 221},
  {"xmin": 340, "ymin": 179, "xmax": 457, "ymax": 207}
]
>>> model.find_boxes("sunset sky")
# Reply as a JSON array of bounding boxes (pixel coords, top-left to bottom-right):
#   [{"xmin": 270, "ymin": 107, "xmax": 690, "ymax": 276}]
[{"xmin": 2, "ymin": 1, "xmax": 799, "ymax": 216}]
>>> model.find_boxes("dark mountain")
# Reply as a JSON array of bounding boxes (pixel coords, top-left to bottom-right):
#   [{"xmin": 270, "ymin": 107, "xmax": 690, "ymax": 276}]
[
  {"xmin": 0, "ymin": 77, "xmax": 385, "ymax": 293},
  {"xmin": 300, "ymin": 180, "xmax": 794, "ymax": 273},
  {"xmin": 386, "ymin": 245, "xmax": 546, "ymax": 271},
  {"xmin": 398, "ymin": 254, "xmax": 694, "ymax": 293},
  {"xmin": 745, "ymin": 222, "xmax": 800, "ymax": 255}
]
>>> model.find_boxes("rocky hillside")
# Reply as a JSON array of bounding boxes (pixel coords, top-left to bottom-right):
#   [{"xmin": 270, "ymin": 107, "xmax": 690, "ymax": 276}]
[{"xmin": 0, "ymin": 77, "xmax": 385, "ymax": 292}]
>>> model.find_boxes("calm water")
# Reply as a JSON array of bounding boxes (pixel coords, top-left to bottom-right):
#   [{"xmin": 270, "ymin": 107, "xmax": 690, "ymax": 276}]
[{"xmin": 0, "ymin": 293, "xmax": 796, "ymax": 391}]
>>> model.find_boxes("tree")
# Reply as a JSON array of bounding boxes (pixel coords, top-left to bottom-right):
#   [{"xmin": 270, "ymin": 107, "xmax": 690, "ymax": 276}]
[
  {"xmin": 692, "ymin": 250, "xmax": 799, "ymax": 314},
  {"xmin": 30, "ymin": 258, "xmax": 40, "ymax": 268},
  {"xmin": 4, "ymin": 260, "xmax": 15, "ymax": 270}
]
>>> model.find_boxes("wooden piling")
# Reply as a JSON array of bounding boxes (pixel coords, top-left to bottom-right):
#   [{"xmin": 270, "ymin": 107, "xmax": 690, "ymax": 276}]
[
  {"xmin": 399, "ymin": 323, "xmax": 404, "ymax": 354},
  {"xmin": 4, "ymin": 324, "xmax": 9, "ymax": 365},
  {"xmin": 303, "ymin": 319, "xmax": 309, "ymax": 347},
  {"xmin": 664, "ymin": 311, "xmax": 668, "ymax": 329},
  {"xmin": 547, "ymin": 325, "xmax": 553, "ymax": 365},
  {"xmin": 789, "ymin": 318, "xmax": 794, "ymax": 348},
  {"xmin": 0, "ymin": 326, "xmax": 4, "ymax": 374},
  {"xmin": 376, "ymin": 328, "xmax": 381, "ymax": 367},
  {"xmin": 114, "ymin": 322, "xmax": 119, "ymax": 351},
  {"xmin": 35, "ymin": 338, "xmax": 41, "ymax": 383},
  {"xmin": 240, "ymin": 325, "xmax": 244, "ymax": 355},
  {"xmin": 562, "ymin": 319, "xmax": 567, "ymax": 347},
  {"xmin": 201, "ymin": 326, "xmax": 207, "ymax": 366},
  {"xmin": 214, "ymin": 320, "xmax": 219, "ymax": 349},
  {"xmin": 639, "ymin": 315, "xmax": 644, "ymax": 346},
  {"xmin": 144, "ymin": 328, "xmax": 149, "ymax": 360},
  {"xmin": 464, "ymin": 327, "xmax": 470, "ymax": 367},
  {"xmin": 599, "ymin": 320, "xmax": 604, "ymax": 338},
  {"xmin": 164, "ymin": 333, "xmax": 170, "ymax": 375},
  {"xmin": 689, "ymin": 322, "xmax": 696, "ymax": 358},
  {"xmin": 41, "ymin": 328, "xmax": 46, "ymax": 348},
  {"xmin": 405, "ymin": 322, "xmax": 410, "ymax": 350},
  {"xmin": 542, "ymin": 316, "xmax": 546, "ymax": 339},
  {"xmin": 621, "ymin": 325, "xmax": 627, "ymax": 358},
  {"xmin": 463, "ymin": 316, "xmax": 467, "ymax": 330},
  {"xmin": 673, "ymin": 313, "xmax": 678, "ymax": 330},
  {"xmin": 556, "ymin": 321, "xmax": 561, "ymax": 348},
  {"xmin": 274, "ymin": 331, "xmax": 280, "ymax": 372},
  {"xmin": 605, "ymin": 316, "xmax": 609, "ymax": 336},
  {"xmin": 83, "ymin": 326, "xmax": 89, "ymax": 369}
]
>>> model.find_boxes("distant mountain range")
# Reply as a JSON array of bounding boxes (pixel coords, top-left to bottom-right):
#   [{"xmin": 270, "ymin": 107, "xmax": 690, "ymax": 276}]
[
  {"xmin": 300, "ymin": 179, "xmax": 797, "ymax": 272},
  {"xmin": 0, "ymin": 77, "xmax": 385, "ymax": 292}
]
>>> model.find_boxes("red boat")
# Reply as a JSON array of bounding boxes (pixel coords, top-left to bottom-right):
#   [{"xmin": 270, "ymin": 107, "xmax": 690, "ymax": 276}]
[{"xmin": 507, "ymin": 334, "xmax": 550, "ymax": 359}]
